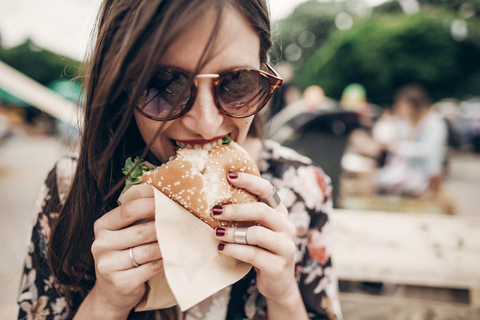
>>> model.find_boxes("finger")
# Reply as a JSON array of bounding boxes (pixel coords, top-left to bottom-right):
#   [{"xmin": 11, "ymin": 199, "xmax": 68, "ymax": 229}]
[
  {"xmin": 103, "ymin": 220, "xmax": 157, "ymax": 250},
  {"xmin": 116, "ymin": 258, "xmax": 165, "ymax": 286},
  {"xmin": 218, "ymin": 243, "xmax": 287, "ymax": 278},
  {"xmin": 96, "ymin": 198, "xmax": 155, "ymax": 232},
  {"xmin": 227, "ymin": 171, "xmax": 274, "ymax": 199},
  {"xmin": 213, "ymin": 202, "xmax": 293, "ymax": 234},
  {"xmin": 215, "ymin": 226, "xmax": 295, "ymax": 256},
  {"xmin": 117, "ymin": 242, "xmax": 163, "ymax": 271},
  {"xmin": 227, "ymin": 172, "xmax": 288, "ymax": 215}
]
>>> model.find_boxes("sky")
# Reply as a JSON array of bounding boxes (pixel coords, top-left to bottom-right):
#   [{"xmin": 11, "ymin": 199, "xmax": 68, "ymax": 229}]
[{"xmin": 0, "ymin": 0, "xmax": 386, "ymax": 60}]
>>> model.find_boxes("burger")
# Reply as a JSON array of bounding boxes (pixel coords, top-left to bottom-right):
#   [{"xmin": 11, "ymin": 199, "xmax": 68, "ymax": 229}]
[{"xmin": 122, "ymin": 136, "xmax": 260, "ymax": 228}]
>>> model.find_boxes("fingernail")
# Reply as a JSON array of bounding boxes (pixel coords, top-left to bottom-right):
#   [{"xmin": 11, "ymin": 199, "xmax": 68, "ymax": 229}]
[
  {"xmin": 218, "ymin": 243, "xmax": 225, "ymax": 251},
  {"xmin": 212, "ymin": 206, "xmax": 223, "ymax": 215},
  {"xmin": 228, "ymin": 171, "xmax": 239, "ymax": 179},
  {"xmin": 216, "ymin": 227, "xmax": 226, "ymax": 237}
]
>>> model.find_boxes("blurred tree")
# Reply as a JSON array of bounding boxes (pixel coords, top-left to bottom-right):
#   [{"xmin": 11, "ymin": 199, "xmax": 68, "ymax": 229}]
[
  {"xmin": 270, "ymin": 0, "xmax": 370, "ymax": 69},
  {"xmin": 419, "ymin": 0, "xmax": 480, "ymax": 18},
  {"xmin": 374, "ymin": 0, "xmax": 480, "ymax": 17},
  {"xmin": 372, "ymin": 1, "xmax": 404, "ymax": 15},
  {"xmin": 295, "ymin": 12, "xmax": 480, "ymax": 106},
  {"xmin": 0, "ymin": 39, "xmax": 81, "ymax": 85}
]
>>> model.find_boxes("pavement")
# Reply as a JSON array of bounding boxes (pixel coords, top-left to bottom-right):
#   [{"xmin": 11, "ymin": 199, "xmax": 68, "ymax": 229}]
[{"xmin": 0, "ymin": 132, "xmax": 63, "ymax": 319}]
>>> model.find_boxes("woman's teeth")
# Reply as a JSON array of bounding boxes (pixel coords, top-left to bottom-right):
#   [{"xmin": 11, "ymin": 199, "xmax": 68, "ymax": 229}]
[{"xmin": 175, "ymin": 138, "xmax": 224, "ymax": 150}]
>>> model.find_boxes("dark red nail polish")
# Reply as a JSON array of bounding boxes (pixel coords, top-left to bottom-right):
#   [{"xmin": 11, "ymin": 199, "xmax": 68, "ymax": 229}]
[
  {"xmin": 216, "ymin": 227, "xmax": 226, "ymax": 237},
  {"xmin": 228, "ymin": 171, "xmax": 239, "ymax": 179},
  {"xmin": 218, "ymin": 243, "xmax": 225, "ymax": 251},
  {"xmin": 212, "ymin": 206, "xmax": 223, "ymax": 215}
]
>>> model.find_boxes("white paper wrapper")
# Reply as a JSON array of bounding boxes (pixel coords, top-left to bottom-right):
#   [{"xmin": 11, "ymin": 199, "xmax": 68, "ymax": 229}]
[{"xmin": 118, "ymin": 184, "xmax": 252, "ymax": 312}]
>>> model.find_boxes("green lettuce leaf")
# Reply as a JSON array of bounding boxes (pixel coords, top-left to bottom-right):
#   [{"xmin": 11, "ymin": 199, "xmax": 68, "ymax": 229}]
[
  {"xmin": 122, "ymin": 156, "xmax": 151, "ymax": 186},
  {"xmin": 222, "ymin": 135, "xmax": 232, "ymax": 145}
]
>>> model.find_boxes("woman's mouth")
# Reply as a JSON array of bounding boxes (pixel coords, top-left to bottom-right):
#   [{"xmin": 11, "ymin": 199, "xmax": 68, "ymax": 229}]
[{"xmin": 172, "ymin": 136, "xmax": 228, "ymax": 151}]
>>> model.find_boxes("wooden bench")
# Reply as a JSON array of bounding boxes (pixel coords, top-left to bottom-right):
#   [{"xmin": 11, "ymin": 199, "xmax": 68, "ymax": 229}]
[{"xmin": 330, "ymin": 209, "xmax": 480, "ymax": 306}]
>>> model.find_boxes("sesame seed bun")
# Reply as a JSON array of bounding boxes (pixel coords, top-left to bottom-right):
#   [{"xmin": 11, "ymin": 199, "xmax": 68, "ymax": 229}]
[{"xmin": 141, "ymin": 141, "xmax": 260, "ymax": 228}]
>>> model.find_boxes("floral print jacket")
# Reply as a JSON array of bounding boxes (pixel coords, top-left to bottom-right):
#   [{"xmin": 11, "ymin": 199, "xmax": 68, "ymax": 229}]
[{"xmin": 17, "ymin": 139, "xmax": 342, "ymax": 320}]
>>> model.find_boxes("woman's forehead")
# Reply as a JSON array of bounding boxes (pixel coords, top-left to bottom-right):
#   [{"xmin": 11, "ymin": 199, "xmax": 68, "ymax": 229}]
[{"xmin": 160, "ymin": 6, "xmax": 261, "ymax": 74}]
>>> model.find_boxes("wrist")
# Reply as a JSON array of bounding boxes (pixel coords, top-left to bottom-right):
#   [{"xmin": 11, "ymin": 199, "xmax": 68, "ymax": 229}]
[
  {"xmin": 266, "ymin": 283, "xmax": 307, "ymax": 318},
  {"xmin": 89, "ymin": 285, "xmax": 131, "ymax": 320}
]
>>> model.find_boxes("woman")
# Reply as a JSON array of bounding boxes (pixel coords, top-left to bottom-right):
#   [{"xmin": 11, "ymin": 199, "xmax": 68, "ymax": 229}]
[
  {"xmin": 376, "ymin": 84, "xmax": 448, "ymax": 197},
  {"xmin": 17, "ymin": 0, "xmax": 342, "ymax": 319}
]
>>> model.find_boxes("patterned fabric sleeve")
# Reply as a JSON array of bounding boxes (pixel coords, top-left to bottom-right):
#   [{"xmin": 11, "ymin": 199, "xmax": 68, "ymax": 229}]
[
  {"xmin": 240, "ymin": 140, "xmax": 343, "ymax": 320},
  {"xmin": 17, "ymin": 157, "xmax": 81, "ymax": 320}
]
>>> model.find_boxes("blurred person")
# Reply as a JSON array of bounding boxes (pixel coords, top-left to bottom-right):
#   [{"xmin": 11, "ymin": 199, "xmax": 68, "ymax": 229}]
[
  {"xmin": 433, "ymin": 99, "xmax": 463, "ymax": 148},
  {"xmin": 268, "ymin": 61, "xmax": 301, "ymax": 119},
  {"xmin": 16, "ymin": 1, "xmax": 342, "ymax": 320},
  {"xmin": 460, "ymin": 98, "xmax": 480, "ymax": 153},
  {"xmin": 340, "ymin": 83, "xmax": 368, "ymax": 114},
  {"xmin": 304, "ymin": 85, "xmax": 325, "ymax": 112},
  {"xmin": 376, "ymin": 84, "xmax": 448, "ymax": 197},
  {"xmin": 283, "ymin": 84, "xmax": 302, "ymax": 107},
  {"xmin": 349, "ymin": 108, "xmax": 399, "ymax": 168},
  {"xmin": 268, "ymin": 85, "xmax": 337, "ymax": 139},
  {"xmin": 340, "ymin": 83, "xmax": 376, "ymax": 129}
]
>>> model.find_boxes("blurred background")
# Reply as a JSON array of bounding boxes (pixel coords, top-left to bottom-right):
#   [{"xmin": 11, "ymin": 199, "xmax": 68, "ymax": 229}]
[{"xmin": 1, "ymin": 0, "xmax": 480, "ymax": 319}]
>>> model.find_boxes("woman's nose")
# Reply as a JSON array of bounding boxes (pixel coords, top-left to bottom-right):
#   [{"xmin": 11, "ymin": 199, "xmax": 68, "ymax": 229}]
[{"xmin": 181, "ymin": 80, "xmax": 224, "ymax": 139}]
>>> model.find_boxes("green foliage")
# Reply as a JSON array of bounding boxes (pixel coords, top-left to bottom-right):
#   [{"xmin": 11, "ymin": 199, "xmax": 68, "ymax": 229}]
[
  {"xmin": 418, "ymin": 0, "xmax": 480, "ymax": 18},
  {"xmin": 271, "ymin": 0, "xmax": 348, "ymax": 67},
  {"xmin": 296, "ymin": 12, "xmax": 480, "ymax": 106},
  {"xmin": 0, "ymin": 39, "xmax": 81, "ymax": 86},
  {"xmin": 372, "ymin": 1, "xmax": 403, "ymax": 15}
]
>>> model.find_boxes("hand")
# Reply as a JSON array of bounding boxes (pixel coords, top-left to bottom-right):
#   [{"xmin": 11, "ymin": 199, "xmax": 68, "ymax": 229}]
[
  {"xmin": 90, "ymin": 198, "xmax": 163, "ymax": 316},
  {"xmin": 213, "ymin": 171, "xmax": 298, "ymax": 304}
]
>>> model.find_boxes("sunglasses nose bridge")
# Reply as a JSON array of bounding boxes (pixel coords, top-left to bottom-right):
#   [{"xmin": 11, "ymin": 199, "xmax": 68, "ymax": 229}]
[
  {"xmin": 192, "ymin": 74, "xmax": 219, "ymax": 89},
  {"xmin": 194, "ymin": 74, "xmax": 220, "ymax": 80},
  {"xmin": 192, "ymin": 74, "xmax": 220, "ymax": 102}
]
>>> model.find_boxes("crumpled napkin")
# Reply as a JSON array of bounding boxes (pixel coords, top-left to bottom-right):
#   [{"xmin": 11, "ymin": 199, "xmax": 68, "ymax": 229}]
[{"xmin": 117, "ymin": 184, "xmax": 252, "ymax": 311}]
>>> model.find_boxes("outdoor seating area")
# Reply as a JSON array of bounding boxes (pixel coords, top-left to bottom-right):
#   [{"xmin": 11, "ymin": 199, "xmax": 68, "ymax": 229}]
[{"xmin": 2, "ymin": 0, "xmax": 480, "ymax": 319}]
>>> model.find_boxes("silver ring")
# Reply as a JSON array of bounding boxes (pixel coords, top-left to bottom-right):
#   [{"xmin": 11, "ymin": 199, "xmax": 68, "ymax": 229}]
[
  {"xmin": 234, "ymin": 227, "xmax": 249, "ymax": 245},
  {"xmin": 259, "ymin": 186, "xmax": 281, "ymax": 209},
  {"xmin": 129, "ymin": 247, "xmax": 140, "ymax": 268}
]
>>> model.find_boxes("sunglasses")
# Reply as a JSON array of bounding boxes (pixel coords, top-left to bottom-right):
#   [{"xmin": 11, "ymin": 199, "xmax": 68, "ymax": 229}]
[{"xmin": 136, "ymin": 62, "xmax": 283, "ymax": 121}]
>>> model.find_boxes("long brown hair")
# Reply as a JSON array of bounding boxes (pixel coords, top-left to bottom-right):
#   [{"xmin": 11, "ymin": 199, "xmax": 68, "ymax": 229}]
[{"xmin": 48, "ymin": 0, "xmax": 272, "ymax": 319}]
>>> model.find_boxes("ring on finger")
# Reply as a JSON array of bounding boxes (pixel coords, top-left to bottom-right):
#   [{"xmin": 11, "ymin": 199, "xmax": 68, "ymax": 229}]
[
  {"xmin": 234, "ymin": 227, "xmax": 249, "ymax": 245},
  {"xmin": 129, "ymin": 247, "xmax": 140, "ymax": 268},
  {"xmin": 259, "ymin": 186, "xmax": 281, "ymax": 209}
]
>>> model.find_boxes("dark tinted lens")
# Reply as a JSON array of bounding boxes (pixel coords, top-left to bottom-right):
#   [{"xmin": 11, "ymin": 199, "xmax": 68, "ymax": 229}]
[
  {"xmin": 140, "ymin": 70, "xmax": 190, "ymax": 119},
  {"xmin": 218, "ymin": 70, "xmax": 270, "ymax": 117}
]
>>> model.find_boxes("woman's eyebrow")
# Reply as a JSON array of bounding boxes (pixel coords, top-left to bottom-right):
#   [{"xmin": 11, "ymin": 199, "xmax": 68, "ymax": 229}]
[
  {"xmin": 155, "ymin": 64, "xmax": 190, "ymax": 74},
  {"xmin": 214, "ymin": 64, "xmax": 259, "ymax": 74},
  {"xmin": 155, "ymin": 63, "xmax": 259, "ymax": 75}
]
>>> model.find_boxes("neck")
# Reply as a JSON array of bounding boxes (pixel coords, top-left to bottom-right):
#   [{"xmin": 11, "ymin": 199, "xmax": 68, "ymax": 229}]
[{"xmin": 411, "ymin": 107, "xmax": 429, "ymax": 126}]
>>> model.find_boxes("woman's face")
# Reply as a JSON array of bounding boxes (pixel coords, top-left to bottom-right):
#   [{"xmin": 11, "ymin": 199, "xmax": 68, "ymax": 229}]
[
  {"xmin": 134, "ymin": 6, "xmax": 260, "ymax": 163},
  {"xmin": 394, "ymin": 99, "xmax": 414, "ymax": 120}
]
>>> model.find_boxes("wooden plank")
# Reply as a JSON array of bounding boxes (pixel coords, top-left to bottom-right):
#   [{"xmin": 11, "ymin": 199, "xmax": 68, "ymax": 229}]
[
  {"xmin": 0, "ymin": 60, "xmax": 81, "ymax": 126},
  {"xmin": 330, "ymin": 209, "xmax": 480, "ymax": 289},
  {"xmin": 340, "ymin": 291, "xmax": 480, "ymax": 320},
  {"xmin": 470, "ymin": 288, "xmax": 480, "ymax": 307}
]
